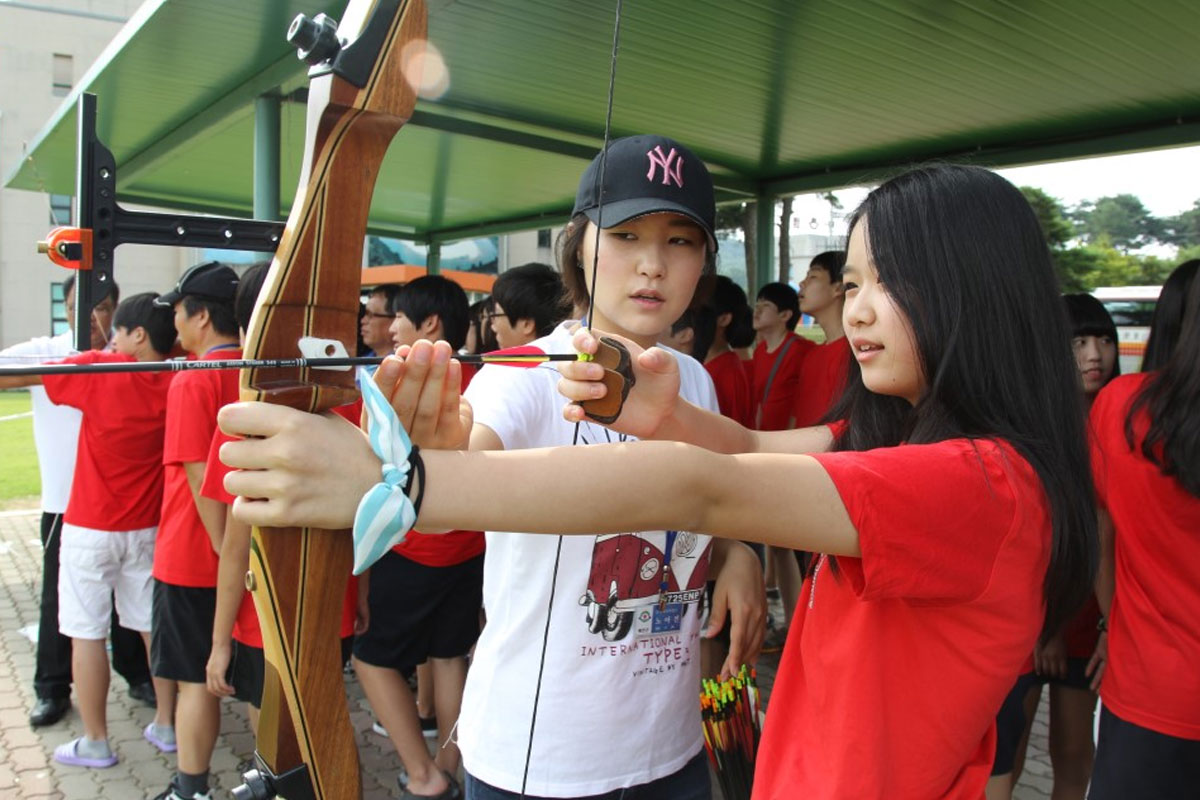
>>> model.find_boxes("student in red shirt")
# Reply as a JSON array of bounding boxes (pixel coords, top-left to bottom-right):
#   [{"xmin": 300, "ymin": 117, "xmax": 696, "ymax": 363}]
[
  {"xmin": 694, "ymin": 275, "xmax": 755, "ymax": 427},
  {"xmin": 794, "ymin": 251, "xmax": 849, "ymax": 428},
  {"xmin": 751, "ymin": 281, "xmax": 811, "ymax": 629},
  {"xmin": 0, "ymin": 293, "xmax": 177, "ymax": 768},
  {"xmin": 149, "ymin": 261, "xmax": 241, "ymax": 800},
  {"xmin": 1086, "ymin": 274, "xmax": 1200, "ymax": 800},
  {"xmin": 988, "ymin": 294, "xmax": 1120, "ymax": 800},
  {"xmin": 355, "ymin": 275, "xmax": 484, "ymax": 799},
  {"xmin": 202, "ymin": 264, "xmax": 360, "ymax": 740},
  {"xmin": 750, "ymin": 281, "xmax": 811, "ymax": 431},
  {"xmin": 488, "ymin": 261, "xmax": 572, "ymax": 350},
  {"xmin": 220, "ymin": 163, "xmax": 1099, "ymax": 800}
]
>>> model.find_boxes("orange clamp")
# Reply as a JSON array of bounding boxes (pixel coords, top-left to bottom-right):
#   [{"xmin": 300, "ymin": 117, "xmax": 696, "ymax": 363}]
[{"xmin": 36, "ymin": 226, "xmax": 93, "ymax": 270}]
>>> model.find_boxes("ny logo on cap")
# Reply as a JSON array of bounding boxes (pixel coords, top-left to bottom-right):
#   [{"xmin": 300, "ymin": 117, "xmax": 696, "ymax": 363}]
[{"xmin": 646, "ymin": 146, "xmax": 684, "ymax": 188}]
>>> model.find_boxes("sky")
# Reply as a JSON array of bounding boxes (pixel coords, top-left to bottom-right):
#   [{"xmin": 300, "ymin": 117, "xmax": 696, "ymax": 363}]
[{"xmin": 789, "ymin": 144, "xmax": 1200, "ymax": 241}]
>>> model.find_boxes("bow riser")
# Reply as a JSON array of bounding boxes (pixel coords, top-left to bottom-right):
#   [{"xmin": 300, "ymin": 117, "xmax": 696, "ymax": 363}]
[{"xmin": 238, "ymin": 1, "xmax": 427, "ymax": 797}]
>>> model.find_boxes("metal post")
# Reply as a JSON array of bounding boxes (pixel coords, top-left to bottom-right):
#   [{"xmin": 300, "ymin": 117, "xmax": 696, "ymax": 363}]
[
  {"xmin": 254, "ymin": 94, "xmax": 281, "ymax": 221},
  {"xmin": 755, "ymin": 193, "xmax": 775, "ymax": 289},
  {"xmin": 426, "ymin": 240, "xmax": 441, "ymax": 274}
]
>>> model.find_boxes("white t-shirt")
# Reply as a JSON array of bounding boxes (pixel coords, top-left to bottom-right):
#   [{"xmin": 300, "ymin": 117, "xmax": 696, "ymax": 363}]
[
  {"xmin": 0, "ymin": 332, "xmax": 81, "ymax": 513},
  {"xmin": 460, "ymin": 322, "xmax": 719, "ymax": 797}
]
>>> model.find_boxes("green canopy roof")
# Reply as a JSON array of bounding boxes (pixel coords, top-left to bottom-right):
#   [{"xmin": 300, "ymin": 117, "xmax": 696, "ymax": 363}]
[{"xmin": 8, "ymin": 0, "xmax": 1200, "ymax": 242}]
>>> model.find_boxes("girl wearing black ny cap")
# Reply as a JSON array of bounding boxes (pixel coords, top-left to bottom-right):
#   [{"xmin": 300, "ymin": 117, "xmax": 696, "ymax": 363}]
[{"xmin": 236, "ymin": 136, "xmax": 763, "ymax": 799}]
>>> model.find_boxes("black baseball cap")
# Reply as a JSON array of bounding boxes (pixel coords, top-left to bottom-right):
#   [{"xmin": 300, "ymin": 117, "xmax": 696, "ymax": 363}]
[
  {"xmin": 155, "ymin": 261, "xmax": 240, "ymax": 306},
  {"xmin": 572, "ymin": 135, "xmax": 717, "ymax": 251}
]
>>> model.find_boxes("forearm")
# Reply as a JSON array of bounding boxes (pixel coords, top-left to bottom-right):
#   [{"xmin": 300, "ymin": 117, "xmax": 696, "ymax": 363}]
[
  {"xmin": 415, "ymin": 442, "xmax": 860, "ymax": 556},
  {"xmin": 1095, "ymin": 509, "xmax": 1115, "ymax": 616},
  {"xmin": 0, "ymin": 373, "xmax": 41, "ymax": 389},
  {"xmin": 185, "ymin": 461, "xmax": 226, "ymax": 553},
  {"xmin": 212, "ymin": 508, "xmax": 249, "ymax": 646},
  {"xmin": 653, "ymin": 397, "xmax": 834, "ymax": 456}
]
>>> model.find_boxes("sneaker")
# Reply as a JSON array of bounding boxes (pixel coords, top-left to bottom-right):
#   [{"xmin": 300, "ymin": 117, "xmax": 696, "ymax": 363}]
[
  {"xmin": 144, "ymin": 722, "xmax": 178, "ymax": 753},
  {"xmin": 152, "ymin": 780, "xmax": 213, "ymax": 800},
  {"xmin": 419, "ymin": 714, "xmax": 438, "ymax": 739},
  {"xmin": 52, "ymin": 736, "xmax": 118, "ymax": 768},
  {"xmin": 371, "ymin": 719, "xmax": 388, "ymax": 736}
]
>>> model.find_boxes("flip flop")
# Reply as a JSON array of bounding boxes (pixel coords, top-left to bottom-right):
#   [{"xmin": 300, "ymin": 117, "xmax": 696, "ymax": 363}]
[
  {"xmin": 144, "ymin": 722, "xmax": 178, "ymax": 753},
  {"xmin": 53, "ymin": 737, "xmax": 118, "ymax": 768},
  {"xmin": 397, "ymin": 770, "xmax": 461, "ymax": 800}
]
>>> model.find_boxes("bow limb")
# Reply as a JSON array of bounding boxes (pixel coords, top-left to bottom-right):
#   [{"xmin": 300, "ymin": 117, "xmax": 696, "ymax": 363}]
[{"xmin": 238, "ymin": 2, "xmax": 426, "ymax": 798}]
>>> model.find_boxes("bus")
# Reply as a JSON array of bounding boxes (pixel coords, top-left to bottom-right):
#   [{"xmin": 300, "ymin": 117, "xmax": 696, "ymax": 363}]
[{"xmin": 1091, "ymin": 286, "xmax": 1160, "ymax": 374}]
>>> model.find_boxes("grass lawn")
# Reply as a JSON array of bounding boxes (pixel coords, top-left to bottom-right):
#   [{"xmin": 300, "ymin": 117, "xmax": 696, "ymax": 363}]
[{"xmin": 0, "ymin": 389, "xmax": 40, "ymax": 507}]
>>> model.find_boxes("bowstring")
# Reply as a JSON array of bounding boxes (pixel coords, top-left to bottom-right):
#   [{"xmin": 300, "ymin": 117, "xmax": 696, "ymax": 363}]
[{"xmin": 520, "ymin": 0, "xmax": 623, "ymax": 795}]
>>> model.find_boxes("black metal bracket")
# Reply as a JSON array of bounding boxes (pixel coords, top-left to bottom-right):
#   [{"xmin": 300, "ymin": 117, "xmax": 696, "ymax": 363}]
[
  {"xmin": 70, "ymin": 93, "xmax": 285, "ymax": 351},
  {"xmin": 230, "ymin": 753, "xmax": 315, "ymax": 800},
  {"xmin": 290, "ymin": 0, "xmax": 401, "ymax": 87}
]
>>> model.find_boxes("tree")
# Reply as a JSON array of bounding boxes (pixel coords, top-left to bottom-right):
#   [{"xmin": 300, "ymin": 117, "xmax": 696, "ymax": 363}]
[
  {"xmin": 778, "ymin": 196, "xmax": 793, "ymax": 283},
  {"xmin": 715, "ymin": 201, "xmax": 757, "ymax": 292},
  {"xmin": 1070, "ymin": 194, "xmax": 1164, "ymax": 252},
  {"xmin": 1020, "ymin": 186, "xmax": 1073, "ymax": 249},
  {"xmin": 1163, "ymin": 199, "xmax": 1200, "ymax": 247}
]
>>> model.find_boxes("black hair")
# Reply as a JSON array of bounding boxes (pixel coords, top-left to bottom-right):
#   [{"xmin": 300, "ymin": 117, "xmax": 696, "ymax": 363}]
[
  {"xmin": 1063, "ymin": 293, "xmax": 1119, "ymax": 342},
  {"xmin": 234, "ymin": 262, "xmax": 271, "ymax": 333},
  {"xmin": 809, "ymin": 250, "xmax": 847, "ymax": 282},
  {"xmin": 114, "ymin": 292, "xmax": 176, "ymax": 355},
  {"xmin": 711, "ymin": 275, "xmax": 755, "ymax": 349},
  {"xmin": 467, "ymin": 297, "xmax": 498, "ymax": 354},
  {"xmin": 828, "ymin": 164, "xmax": 1096, "ymax": 642},
  {"xmin": 62, "ymin": 273, "xmax": 120, "ymax": 305},
  {"xmin": 370, "ymin": 283, "xmax": 403, "ymax": 309},
  {"xmin": 1124, "ymin": 272, "xmax": 1200, "ymax": 497},
  {"xmin": 556, "ymin": 213, "xmax": 717, "ymax": 311},
  {"xmin": 182, "ymin": 295, "xmax": 238, "ymax": 337},
  {"xmin": 1062, "ymin": 293, "xmax": 1121, "ymax": 388},
  {"xmin": 392, "ymin": 275, "xmax": 470, "ymax": 350},
  {"xmin": 1142, "ymin": 259, "xmax": 1198, "ymax": 371},
  {"xmin": 756, "ymin": 282, "xmax": 800, "ymax": 331},
  {"xmin": 491, "ymin": 262, "xmax": 572, "ymax": 338}
]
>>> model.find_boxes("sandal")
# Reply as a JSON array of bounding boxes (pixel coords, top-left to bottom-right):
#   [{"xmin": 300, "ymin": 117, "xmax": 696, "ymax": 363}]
[
  {"xmin": 397, "ymin": 770, "xmax": 461, "ymax": 800},
  {"xmin": 144, "ymin": 722, "xmax": 178, "ymax": 753},
  {"xmin": 53, "ymin": 736, "xmax": 118, "ymax": 768}
]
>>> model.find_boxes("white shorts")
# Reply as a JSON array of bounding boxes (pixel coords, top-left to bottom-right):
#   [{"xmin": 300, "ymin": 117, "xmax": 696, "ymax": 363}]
[{"xmin": 58, "ymin": 522, "xmax": 156, "ymax": 639}]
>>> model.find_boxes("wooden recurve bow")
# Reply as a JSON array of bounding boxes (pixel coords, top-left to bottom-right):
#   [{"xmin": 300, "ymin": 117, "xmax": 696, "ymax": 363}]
[{"xmin": 233, "ymin": 2, "xmax": 426, "ymax": 798}]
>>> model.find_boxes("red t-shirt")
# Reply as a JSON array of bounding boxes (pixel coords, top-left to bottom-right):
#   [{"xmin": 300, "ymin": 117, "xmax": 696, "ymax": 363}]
[
  {"xmin": 153, "ymin": 347, "xmax": 241, "ymax": 587},
  {"xmin": 392, "ymin": 365, "xmax": 485, "ymax": 566},
  {"xmin": 42, "ymin": 351, "xmax": 174, "ymax": 531},
  {"xmin": 754, "ymin": 438, "xmax": 1050, "ymax": 799},
  {"xmin": 704, "ymin": 350, "xmax": 752, "ymax": 427},
  {"xmin": 1090, "ymin": 373, "xmax": 1200, "ymax": 740},
  {"xmin": 203, "ymin": 415, "xmax": 358, "ymax": 648},
  {"xmin": 792, "ymin": 338, "xmax": 849, "ymax": 428},
  {"xmin": 751, "ymin": 332, "xmax": 812, "ymax": 431}
]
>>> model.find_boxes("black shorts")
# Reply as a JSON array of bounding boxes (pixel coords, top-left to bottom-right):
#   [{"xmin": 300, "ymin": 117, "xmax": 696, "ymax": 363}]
[
  {"xmin": 352, "ymin": 552, "xmax": 483, "ymax": 676},
  {"xmin": 151, "ymin": 580, "xmax": 216, "ymax": 683},
  {"xmin": 232, "ymin": 636, "xmax": 351, "ymax": 709},
  {"xmin": 229, "ymin": 640, "xmax": 264, "ymax": 708},
  {"xmin": 1089, "ymin": 706, "xmax": 1200, "ymax": 800}
]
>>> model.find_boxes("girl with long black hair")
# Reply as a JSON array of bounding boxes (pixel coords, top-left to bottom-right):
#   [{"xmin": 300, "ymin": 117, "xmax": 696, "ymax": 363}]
[
  {"xmin": 1086, "ymin": 272, "xmax": 1200, "ymax": 799},
  {"xmin": 219, "ymin": 164, "xmax": 1099, "ymax": 798}
]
